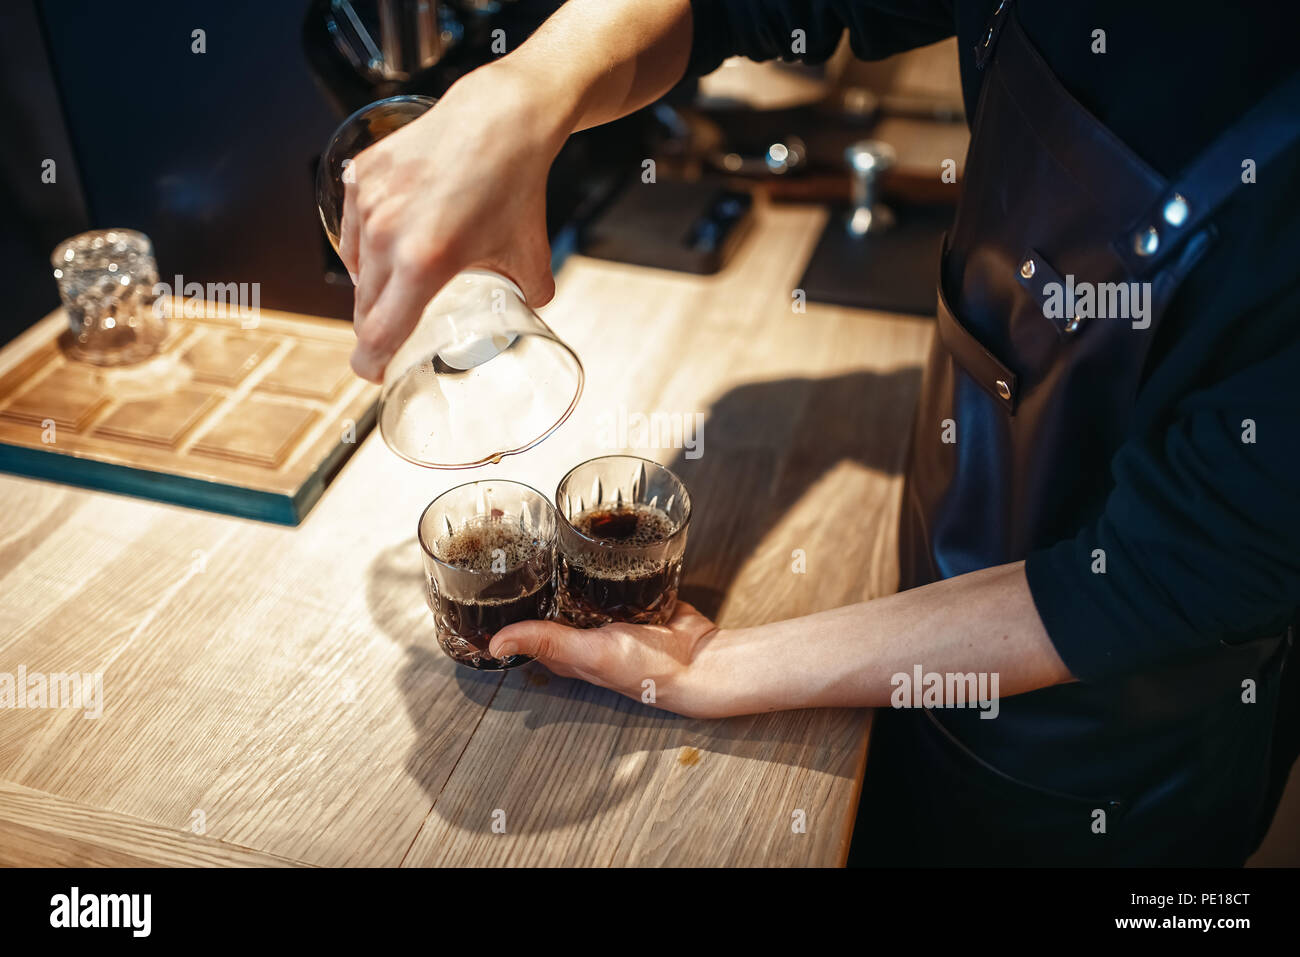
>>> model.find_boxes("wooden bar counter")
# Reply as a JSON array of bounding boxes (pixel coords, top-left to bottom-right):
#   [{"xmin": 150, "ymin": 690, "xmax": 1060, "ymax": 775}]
[{"xmin": 0, "ymin": 200, "xmax": 933, "ymax": 867}]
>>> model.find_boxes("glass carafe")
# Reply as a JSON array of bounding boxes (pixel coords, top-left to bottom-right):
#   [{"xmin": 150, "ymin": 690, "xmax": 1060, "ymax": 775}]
[{"xmin": 317, "ymin": 95, "xmax": 583, "ymax": 468}]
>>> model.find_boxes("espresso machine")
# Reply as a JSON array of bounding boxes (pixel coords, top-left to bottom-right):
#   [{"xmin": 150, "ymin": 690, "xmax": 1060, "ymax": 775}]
[{"xmin": 303, "ymin": 0, "xmax": 551, "ymax": 113}]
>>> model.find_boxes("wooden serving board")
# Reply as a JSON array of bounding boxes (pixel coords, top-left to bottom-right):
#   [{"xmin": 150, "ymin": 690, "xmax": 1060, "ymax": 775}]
[{"xmin": 0, "ymin": 301, "xmax": 378, "ymax": 524}]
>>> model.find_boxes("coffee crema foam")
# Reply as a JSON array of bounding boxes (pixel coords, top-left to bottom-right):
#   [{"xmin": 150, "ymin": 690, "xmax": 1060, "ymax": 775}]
[
  {"xmin": 567, "ymin": 504, "xmax": 677, "ymax": 580},
  {"xmin": 435, "ymin": 518, "xmax": 544, "ymax": 573}
]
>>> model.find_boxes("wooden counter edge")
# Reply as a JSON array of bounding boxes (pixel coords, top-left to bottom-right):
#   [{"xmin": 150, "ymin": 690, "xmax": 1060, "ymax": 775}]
[{"xmin": 0, "ymin": 780, "xmax": 308, "ymax": 868}]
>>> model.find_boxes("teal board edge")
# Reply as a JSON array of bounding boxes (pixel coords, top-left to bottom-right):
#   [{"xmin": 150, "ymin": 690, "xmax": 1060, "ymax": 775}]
[{"xmin": 0, "ymin": 401, "xmax": 378, "ymax": 526}]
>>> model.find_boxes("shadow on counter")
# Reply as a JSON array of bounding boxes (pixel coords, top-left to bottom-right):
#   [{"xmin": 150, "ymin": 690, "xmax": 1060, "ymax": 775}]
[{"xmin": 364, "ymin": 365, "xmax": 924, "ymax": 834}]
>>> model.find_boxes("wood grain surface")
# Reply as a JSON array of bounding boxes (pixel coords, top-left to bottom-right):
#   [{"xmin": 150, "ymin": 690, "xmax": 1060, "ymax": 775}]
[{"xmin": 0, "ymin": 200, "xmax": 932, "ymax": 866}]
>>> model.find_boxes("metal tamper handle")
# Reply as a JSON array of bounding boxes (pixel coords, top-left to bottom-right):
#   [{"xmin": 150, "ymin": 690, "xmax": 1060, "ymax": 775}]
[{"xmin": 845, "ymin": 140, "xmax": 897, "ymax": 236}]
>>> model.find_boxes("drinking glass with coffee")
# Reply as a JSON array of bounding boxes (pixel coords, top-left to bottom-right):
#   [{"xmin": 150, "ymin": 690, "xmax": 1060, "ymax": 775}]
[
  {"xmin": 418, "ymin": 481, "xmax": 557, "ymax": 669},
  {"xmin": 555, "ymin": 456, "xmax": 691, "ymax": 627}
]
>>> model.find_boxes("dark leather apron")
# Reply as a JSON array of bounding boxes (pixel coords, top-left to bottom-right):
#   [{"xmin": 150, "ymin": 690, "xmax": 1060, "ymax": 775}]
[{"xmin": 863, "ymin": 0, "xmax": 1300, "ymax": 865}]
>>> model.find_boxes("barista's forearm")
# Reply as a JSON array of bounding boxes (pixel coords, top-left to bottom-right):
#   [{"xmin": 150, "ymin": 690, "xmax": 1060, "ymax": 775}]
[
  {"xmin": 483, "ymin": 0, "xmax": 693, "ymax": 141},
  {"xmin": 678, "ymin": 562, "xmax": 1075, "ymax": 718}
]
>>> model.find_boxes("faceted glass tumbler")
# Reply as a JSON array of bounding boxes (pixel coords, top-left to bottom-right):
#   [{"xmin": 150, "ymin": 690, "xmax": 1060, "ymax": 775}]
[
  {"xmin": 51, "ymin": 229, "xmax": 166, "ymax": 366},
  {"xmin": 418, "ymin": 479, "xmax": 558, "ymax": 670},
  {"xmin": 554, "ymin": 455, "xmax": 692, "ymax": 627}
]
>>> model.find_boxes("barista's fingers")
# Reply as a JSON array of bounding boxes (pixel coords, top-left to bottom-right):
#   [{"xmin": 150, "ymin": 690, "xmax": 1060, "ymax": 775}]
[
  {"xmin": 339, "ymin": 180, "xmax": 361, "ymax": 281},
  {"xmin": 485, "ymin": 204, "xmax": 555, "ymax": 308},
  {"xmin": 489, "ymin": 620, "xmax": 577, "ymax": 668},
  {"xmin": 350, "ymin": 260, "xmax": 455, "ymax": 383},
  {"xmin": 521, "ymin": 265, "xmax": 556, "ymax": 309},
  {"xmin": 496, "ymin": 232, "xmax": 556, "ymax": 309},
  {"xmin": 352, "ymin": 192, "xmax": 400, "ymax": 327},
  {"xmin": 352, "ymin": 258, "xmax": 391, "ymax": 339},
  {"xmin": 476, "ymin": 256, "xmax": 555, "ymax": 314},
  {"xmin": 491, "ymin": 620, "xmax": 621, "ymax": 686}
]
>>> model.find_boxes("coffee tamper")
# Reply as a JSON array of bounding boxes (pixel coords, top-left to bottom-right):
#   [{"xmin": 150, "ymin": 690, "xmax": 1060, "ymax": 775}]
[{"xmin": 845, "ymin": 140, "xmax": 897, "ymax": 236}]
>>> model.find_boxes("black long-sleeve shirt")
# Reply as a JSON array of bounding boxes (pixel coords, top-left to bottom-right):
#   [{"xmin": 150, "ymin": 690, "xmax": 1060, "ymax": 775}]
[{"xmin": 688, "ymin": 0, "xmax": 1300, "ymax": 683}]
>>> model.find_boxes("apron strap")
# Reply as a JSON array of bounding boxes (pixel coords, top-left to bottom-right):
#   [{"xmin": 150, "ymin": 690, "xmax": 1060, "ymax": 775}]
[{"xmin": 1114, "ymin": 68, "xmax": 1300, "ymax": 276}]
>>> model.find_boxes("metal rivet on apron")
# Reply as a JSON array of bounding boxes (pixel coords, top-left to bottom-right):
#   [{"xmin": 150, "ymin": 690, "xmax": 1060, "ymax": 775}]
[
  {"xmin": 1064, "ymin": 317, "xmax": 1082, "ymax": 334},
  {"xmin": 1133, "ymin": 226, "xmax": 1160, "ymax": 257},
  {"xmin": 1163, "ymin": 193, "xmax": 1190, "ymax": 227},
  {"xmin": 995, "ymin": 379, "xmax": 1012, "ymax": 401},
  {"xmin": 1019, "ymin": 258, "xmax": 1036, "ymax": 279}
]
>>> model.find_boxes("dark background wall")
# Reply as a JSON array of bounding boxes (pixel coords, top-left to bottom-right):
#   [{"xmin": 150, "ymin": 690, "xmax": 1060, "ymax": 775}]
[
  {"xmin": 0, "ymin": 0, "xmax": 91, "ymax": 341},
  {"xmin": 27, "ymin": 0, "xmax": 356, "ymax": 330},
  {"xmin": 0, "ymin": 0, "xmax": 639, "ymax": 348}
]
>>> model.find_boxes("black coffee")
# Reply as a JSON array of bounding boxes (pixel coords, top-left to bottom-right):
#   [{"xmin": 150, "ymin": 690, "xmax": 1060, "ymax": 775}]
[
  {"xmin": 430, "ymin": 518, "xmax": 553, "ymax": 669},
  {"xmin": 558, "ymin": 503, "xmax": 682, "ymax": 627}
]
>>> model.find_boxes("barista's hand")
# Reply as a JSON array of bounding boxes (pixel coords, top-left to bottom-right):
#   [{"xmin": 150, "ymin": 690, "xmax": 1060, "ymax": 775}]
[
  {"xmin": 339, "ymin": 65, "xmax": 565, "ymax": 381},
  {"xmin": 491, "ymin": 562, "xmax": 1074, "ymax": 720},
  {"xmin": 489, "ymin": 602, "xmax": 726, "ymax": 718}
]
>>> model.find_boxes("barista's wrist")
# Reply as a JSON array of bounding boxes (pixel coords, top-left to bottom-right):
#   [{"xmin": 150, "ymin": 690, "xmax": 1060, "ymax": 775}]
[
  {"xmin": 465, "ymin": 54, "xmax": 583, "ymax": 161},
  {"xmin": 668, "ymin": 624, "xmax": 795, "ymax": 719}
]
